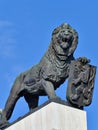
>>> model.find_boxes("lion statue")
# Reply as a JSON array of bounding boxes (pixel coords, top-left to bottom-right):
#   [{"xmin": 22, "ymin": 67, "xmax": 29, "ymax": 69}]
[{"xmin": 0, "ymin": 23, "xmax": 78, "ymax": 127}]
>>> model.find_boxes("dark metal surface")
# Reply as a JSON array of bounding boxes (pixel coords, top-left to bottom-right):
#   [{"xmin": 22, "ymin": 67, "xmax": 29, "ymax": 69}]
[{"xmin": 66, "ymin": 57, "xmax": 96, "ymax": 108}]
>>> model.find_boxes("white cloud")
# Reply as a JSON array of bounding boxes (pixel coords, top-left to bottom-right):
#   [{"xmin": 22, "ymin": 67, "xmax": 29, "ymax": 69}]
[
  {"xmin": 0, "ymin": 21, "xmax": 13, "ymax": 27},
  {"xmin": 0, "ymin": 20, "xmax": 16, "ymax": 59},
  {"xmin": 0, "ymin": 44, "xmax": 15, "ymax": 58}
]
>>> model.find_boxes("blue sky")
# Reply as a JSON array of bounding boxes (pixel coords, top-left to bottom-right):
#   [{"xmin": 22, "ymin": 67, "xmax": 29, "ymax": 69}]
[{"xmin": 0, "ymin": 0, "xmax": 98, "ymax": 130}]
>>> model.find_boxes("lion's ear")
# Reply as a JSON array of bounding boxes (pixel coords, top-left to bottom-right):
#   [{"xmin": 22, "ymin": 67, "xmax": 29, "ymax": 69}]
[{"xmin": 52, "ymin": 27, "xmax": 60, "ymax": 35}]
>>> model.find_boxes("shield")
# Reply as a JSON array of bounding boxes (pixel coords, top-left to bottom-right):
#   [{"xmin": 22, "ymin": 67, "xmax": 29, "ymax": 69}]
[{"xmin": 66, "ymin": 59, "xmax": 96, "ymax": 108}]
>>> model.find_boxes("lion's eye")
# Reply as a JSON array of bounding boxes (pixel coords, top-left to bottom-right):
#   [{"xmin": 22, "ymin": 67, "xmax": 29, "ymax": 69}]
[{"xmin": 60, "ymin": 30, "xmax": 65, "ymax": 34}]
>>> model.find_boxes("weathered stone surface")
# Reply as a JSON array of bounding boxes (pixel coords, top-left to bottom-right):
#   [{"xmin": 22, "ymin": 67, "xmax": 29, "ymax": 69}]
[{"xmin": 5, "ymin": 101, "xmax": 87, "ymax": 130}]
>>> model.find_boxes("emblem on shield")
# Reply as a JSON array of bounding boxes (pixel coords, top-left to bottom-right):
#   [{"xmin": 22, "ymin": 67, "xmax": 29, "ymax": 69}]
[{"xmin": 66, "ymin": 57, "xmax": 96, "ymax": 108}]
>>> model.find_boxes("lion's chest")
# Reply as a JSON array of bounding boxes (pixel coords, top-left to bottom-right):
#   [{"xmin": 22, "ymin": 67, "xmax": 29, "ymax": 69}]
[{"xmin": 41, "ymin": 60, "xmax": 69, "ymax": 83}]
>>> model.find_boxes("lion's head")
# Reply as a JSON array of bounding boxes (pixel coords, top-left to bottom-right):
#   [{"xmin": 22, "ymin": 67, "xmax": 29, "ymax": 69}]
[{"xmin": 51, "ymin": 23, "xmax": 78, "ymax": 59}]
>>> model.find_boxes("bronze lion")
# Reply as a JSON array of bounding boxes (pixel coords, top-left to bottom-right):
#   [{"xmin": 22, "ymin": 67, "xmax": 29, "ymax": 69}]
[{"xmin": 0, "ymin": 23, "xmax": 78, "ymax": 127}]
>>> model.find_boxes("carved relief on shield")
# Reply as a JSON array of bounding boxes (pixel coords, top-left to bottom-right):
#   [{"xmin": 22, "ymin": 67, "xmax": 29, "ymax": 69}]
[{"xmin": 66, "ymin": 58, "xmax": 96, "ymax": 108}]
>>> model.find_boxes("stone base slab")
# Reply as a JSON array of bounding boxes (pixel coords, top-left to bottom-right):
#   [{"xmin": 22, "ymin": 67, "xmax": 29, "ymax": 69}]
[{"xmin": 5, "ymin": 101, "xmax": 87, "ymax": 130}]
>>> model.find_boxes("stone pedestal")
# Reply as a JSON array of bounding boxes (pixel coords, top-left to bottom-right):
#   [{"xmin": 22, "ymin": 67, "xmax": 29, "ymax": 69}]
[{"xmin": 5, "ymin": 100, "xmax": 87, "ymax": 130}]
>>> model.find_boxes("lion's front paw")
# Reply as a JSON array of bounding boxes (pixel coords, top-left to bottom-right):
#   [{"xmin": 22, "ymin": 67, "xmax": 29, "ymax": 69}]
[{"xmin": 77, "ymin": 57, "xmax": 90, "ymax": 64}]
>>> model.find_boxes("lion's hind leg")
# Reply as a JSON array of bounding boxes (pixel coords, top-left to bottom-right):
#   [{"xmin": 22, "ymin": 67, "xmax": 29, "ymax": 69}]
[
  {"xmin": 0, "ymin": 73, "xmax": 25, "ymax": 128},
  {"xmin": 24, "ymin": 94, "xmax": 39, "ymax": 111},
  {"xmin": 0, "ymin": 87, "xmax": 20, "ymax": 129}
]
